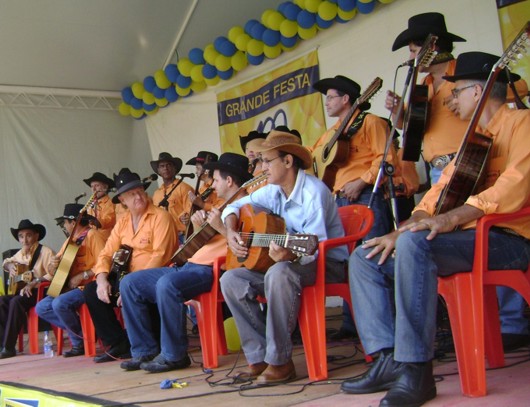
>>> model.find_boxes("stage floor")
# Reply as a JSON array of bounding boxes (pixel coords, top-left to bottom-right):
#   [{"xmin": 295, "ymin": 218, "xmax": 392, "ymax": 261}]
[{"xmin": 1, "ymin": 317, "xmax": 530, "ymax": 406}]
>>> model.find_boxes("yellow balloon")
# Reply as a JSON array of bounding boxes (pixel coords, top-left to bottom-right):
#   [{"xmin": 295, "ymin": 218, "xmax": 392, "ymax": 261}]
[
  {"xmin": 338, "ymin": 7, "xmax": 357, "ymax": 20},
  {"xmin": 228, "ymin": 26, "xmax": 244, "ymax": 43},
  {"xmin": 231, "ymin": 51, "xmax": 248, "ymax": 71},
  {"xmin": 298, "ymin": 25, "xmax": 317, "ymax": 40},
  {"xmin": 305, "ymin": 0, "xmax": 322, "ymax": 13},
  {"xmin": 235, "ymin": 33, "xmax": 251, "ymax": 52},
  {"xmin": 261, "ymin": 9, "xmax": 274, "ymax": 26},
  {"xmin": 190, "ymin": 64, "xmax": 205, "ymax": 82},
  {"xmin": 215, "ymin": 54, "xmax": 232, "ymax": 71},
  {"xmin": 247, "ymin": 39, "xmax": 264, "ymax": 56},
  {"xmin": 130, "ymin": 107, "xmax": 144, "ymax": 118},
  {"xmin": 155, "ymin": 97, "xmax": 169, "ymax": 107},
  {"xmin": 281, "ymin": 42, "xmax": 299, "ymax": 52},
  {"xmin": 145, "ymin": 106, "xmax": 159, "ymax": 115},
  {"xmin": 154, "ymin": 69, "xmax": 171, "ymax": 89},
  {"xmin": 223, "ymin": 317, "xmax": 241, "ymax": 352},
  {"xmin": 267, "ymin": 11, "xmax": 285, "ymax": 31},
  {"xmin": 204, "ymin": 44, "xmax": 219, "ymax": 65},
  {"xmin": 378, "ymin": 0, "xmax": 394, "ymax": 3},
  {"xmin": 205, "ymin": 76, "xmax": 221, "ymax": 87},
  {"xmin": 318, "ymin": 1, "xmax": 338, "ymax": 21},
  {"xmin": 142, "ymin": 91, "xmax": 155, "ymax": 105},
  {"xmin": 294, "ymin": 0, "xmax": 306, "ymax": 8},
  {"xmin": 190, "ymin": 80, "xmax": 207, "ymax": 93},
  {"xmin": 131, "ymin": 82, "xmax": 145, "ymax": 99},
  {"xmin": 177, "ymin": 58, "xmax": 194, "ymax": 77},
  {"xmin": 280, "ymin": 19, "xmax": 298, "ymax": 38},
  {"xmin": 118, "ymin": 102, "xmax": 131, "ymax": 116},
  {"xmin": 175, "ymin": 85, "xmax": 191, "ymax": 97},
  {"xmin": 264, "ymin": 44, "xmax": 282, "ymax": 59}
]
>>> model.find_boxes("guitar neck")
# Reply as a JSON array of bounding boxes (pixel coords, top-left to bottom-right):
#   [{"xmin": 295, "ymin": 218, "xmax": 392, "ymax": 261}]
[{"xmin": 241, "ymin": 232, "xmax": 289, "ymax": 248}]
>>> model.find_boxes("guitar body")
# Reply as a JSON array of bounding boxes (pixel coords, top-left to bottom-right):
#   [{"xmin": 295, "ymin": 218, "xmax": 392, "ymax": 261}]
[
  {"xmin": 312, "ymin": 138, "xmax": 350, "ymax": 190},
  {"xmin": 226, "ymin": 205, "xmax": 286, "ymax": 272},
  {"xmin": 7, "ymin": 264, "xmax": 32, "ymax": 295},
  {"xmin": 172, "ymin": 223, "xmax": 218, "ymax": 266},
  {"xmin": 402, "ymin": 84, "xmax": 429, "ymax": 162},
  {"xmin": 435, "ymin": 133, "xmax": 492, "ymax": 215},
  {"xmin": 108, "ymin": 244, "xmax": 132, "ymax": 296},
  {"xmin": 47, "ymin": 243, "xmax": 81, "ymax": 297}
]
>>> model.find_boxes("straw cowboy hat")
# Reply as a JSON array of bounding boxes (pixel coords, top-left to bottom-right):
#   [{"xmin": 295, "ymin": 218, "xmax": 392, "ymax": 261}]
[{"xmin": 253, "ymin": 130, "xmax": 313, "ymax": 170}]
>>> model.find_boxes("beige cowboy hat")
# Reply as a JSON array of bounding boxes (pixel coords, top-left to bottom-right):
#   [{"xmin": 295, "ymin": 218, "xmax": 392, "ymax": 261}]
[{"xmin": 253, "ymin": 130, "xmax": 312, "ymax": 170}]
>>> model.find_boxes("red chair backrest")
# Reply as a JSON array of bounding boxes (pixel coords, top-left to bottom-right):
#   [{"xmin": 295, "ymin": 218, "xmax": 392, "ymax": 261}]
[{"xmin": 338, "ymin": 205, "xmax": 375, "ymax": 253}]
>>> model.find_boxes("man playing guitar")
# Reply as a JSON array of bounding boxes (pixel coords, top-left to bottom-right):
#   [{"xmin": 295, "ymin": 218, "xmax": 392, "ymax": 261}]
[{"xmin": 83, "ymin": 172, "xmax": 116, "ymax": 241}]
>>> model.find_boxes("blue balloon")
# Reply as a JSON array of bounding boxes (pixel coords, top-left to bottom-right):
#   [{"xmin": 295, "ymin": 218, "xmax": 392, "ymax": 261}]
[
  {"xmin": 244, "ymin": 19, "xmax": 260, "ymax": 35},
  {"xmin": 188, "ymin": 48, "xmax": 205, "ymax": 65},
  {"xmin": 202, "ymin": 63, "xmax": 218, "ymax": 79},
  {"xmin": 262, "ymin": 29, "xmax": 281, "ymax": 46},
  {"xmin": 280, "ymin": 34, "xmax": 298, "ymax": 48},
  {"xmin": 218, "ymin": 67, "xmax": 234, "ymax": 80},
  {"xmin": 121, "ymin": 86, "xmax": 134, "ymax": 104},
  {"xmin": 247, "ymin": 53, "xmax": 265, "ymax": 66},
  {"xmin": 282, "ymin": 2, "xmax": 302, "ymax": 20},
  {"xmin": 219, "ymin": 40, "xmax": 237, "ymax": 57},
  {"xmin": 152, "ymin": 86, "xmax": 166, "ymax": 99},
  {"xmin": 338, "ymin": 0, "xmax": 356, "ymax": 12},
  {"xmin": 165, "ymin": 86, "xmax": 179, "ymax": 102},
  {"xmin": 164, "ymin": 64, "xmax": 180, "ymax": 83},
  {"xmin": 297, "ymin": 10, "xmax": 316, "ymax": 29},
  {"xmin": 143, "ymin": 101, "xmax": 157, "ymax": 111},
  {"xmin": 214, "ymin": 36, "xmax": 229, "ymax": 52},
  {"xmin": 250, "ymin": 22, "xmax": 266, "ymax": 41},
  {"xmin": 176, "ymin": 74, "xmax": 192, "ymax": 89},
  {"xmin": 130, "ymin": 97, "xmax": 143, "ymax": 110},
  {"xmin": 316, "ymin": 15, "xmax": 334, "ymax": 29},
  {"xmin": 143, "ymin": 76, "xmax": 156, "ymax": 93},
  {"xmin": 357, "ymin": 0, "xmax": 375, "ymax": 14}
]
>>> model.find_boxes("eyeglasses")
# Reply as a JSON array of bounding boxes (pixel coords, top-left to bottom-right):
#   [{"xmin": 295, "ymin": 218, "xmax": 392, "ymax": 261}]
[
  {"xmin": 451, "ymin": 84, "xmax": 476, "ymax": 98},
  {"xmin": 258, "ymin": 155, "xmax": 282, "ymax": 165},
  {"xmin": 325, "ymin": 95, "xmax": 342, "ymax": 102}
]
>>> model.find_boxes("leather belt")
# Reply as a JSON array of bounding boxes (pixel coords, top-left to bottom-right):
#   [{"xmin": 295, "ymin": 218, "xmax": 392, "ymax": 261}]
[{"xmin": 430, "ymin": 153, "xmax": 456, "ymax": 170}]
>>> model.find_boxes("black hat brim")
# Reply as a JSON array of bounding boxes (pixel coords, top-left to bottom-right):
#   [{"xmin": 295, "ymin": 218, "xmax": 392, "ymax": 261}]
[
  {"xmin": 203, "ymin": 162, "xmax": 253, "ymax": 183},
  {"xmin": 11, "ymin": 224, "xmax": 46, "ymax": 241},
  {"xmin": 392, "ymin": 27, "xmax": 466, "ymax": 51}
]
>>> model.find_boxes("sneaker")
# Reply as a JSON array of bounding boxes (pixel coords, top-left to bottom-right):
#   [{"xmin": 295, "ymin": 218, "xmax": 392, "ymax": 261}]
[
  {"xmin": 120, "ymin": 354, "xmax": 157, "ymax": 371},
  {"xmin": 140, "ymin": 354, "xmax": 191, "ymax": 373}
]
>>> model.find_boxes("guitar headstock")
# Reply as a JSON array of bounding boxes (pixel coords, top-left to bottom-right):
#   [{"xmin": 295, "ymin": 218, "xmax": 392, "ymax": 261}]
[
  {"xmin": 80, "ymin": 192, "xmax": 98, "ymax": 214},
  {"xmin": 286, "ymin": 234, "xmax": 319, "ymax": 255},
  {"xmin": 416, "ymin": 33, "xmax": 438, "ymax": 68},
  {"xmin": 497, "ymin": 21, "xmax": 530, "ymax": 71},
  {"xmin": 358, "ymin": 77, "xmax": 383, "ymax": 105},
  {"xmin": 243, "ymin": 172, "xmax": 268, "ymax": 192}
]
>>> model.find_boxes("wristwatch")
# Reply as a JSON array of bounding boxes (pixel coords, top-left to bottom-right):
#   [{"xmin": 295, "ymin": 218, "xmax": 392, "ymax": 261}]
[{"xmin": 83, "ymin": 271, "xmax": 90, "ymax": 280}]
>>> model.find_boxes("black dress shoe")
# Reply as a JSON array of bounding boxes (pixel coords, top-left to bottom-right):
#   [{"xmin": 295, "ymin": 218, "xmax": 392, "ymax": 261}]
[
  {"xmin": 63, "ymin": 345, "xmax": 85, "ymax": 358},
  {"xmin": 502, "ymin": 333, "xmax": 530, "ymax": 352},
  {"xmin": 140, "ymin": 354, "xmax": 191, "ymax": 373},
  {"xmin": 120, "ymin": 354, "xmax": 157, "ymax": 371},
  {"xmin": 93, "ymin": 340, "xmax": 131, "ymax": 363},
  {"xmin": 0, "ymin": 348, "xmax": 17, "ymax": 359},
  {"xmin": 341, "ymin": 349, "xmax": 402, "ymax": 394},
  {"xmin": 379, "ymin": 361, "xmax": 436, "ymax": 407}
]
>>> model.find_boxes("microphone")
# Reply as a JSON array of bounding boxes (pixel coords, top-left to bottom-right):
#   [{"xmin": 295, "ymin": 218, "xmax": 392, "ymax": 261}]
[
  {"xmin": 142, "ymin": 173, "xmax": 158, "ymax": 182},
  {"xmin": 398, "ymin": 59, "xmax": 414, "ymax": 67},
  {"xmin": 74, "ymin": 192, "xmax": 86, "ymax": 203},
  {"xmin": 179, "ymin": 173, "xmax": 196, "ymax": 179}
]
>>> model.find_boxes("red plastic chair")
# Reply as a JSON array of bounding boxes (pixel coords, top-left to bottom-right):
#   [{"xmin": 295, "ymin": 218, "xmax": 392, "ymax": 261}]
[
  {"xmin": 186, "ymin": 256, "xmax": 228, "ymax": 368},
  {"xmin": 438, "ymin": 206, "xmax": 530, "ymax": 397},
  {"xmin": 298, "ymin": 204, "xmax": 375, "ymax": 381}
]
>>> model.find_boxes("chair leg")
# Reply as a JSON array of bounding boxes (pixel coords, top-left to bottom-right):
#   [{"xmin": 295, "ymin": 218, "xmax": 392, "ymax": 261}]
[
  {"xmin": 483, "ymin": 286, "xmax": 504, "ymax": 368},
  {"xmin": 189, "ymin": 296, "xmax": 219, "ymax": 369},
  {"xmin": 53, "ymin": 326, "xmax": 63, "ymax": 356},
  {"xmin": 79, "ymin": 304, "xmax": 96, "ymax": 357},
  {"xmin": 28, "ymin": 307, "xmax": 40, "ymax": 354}
]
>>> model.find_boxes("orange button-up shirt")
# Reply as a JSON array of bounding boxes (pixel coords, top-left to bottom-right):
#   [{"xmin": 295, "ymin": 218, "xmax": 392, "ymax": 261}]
[
  {"xmin": 152, "ymin": 179, "xmax": 194, "ymax": 233},
  {"xmin": 93, "ymin": 202, "xmax": 179, "ymax": 275},
  {"xmin": 311, "ymin": 113, "xmax": 399, "ymax": 193},
  {"xmin": 414, "ymin": 105, "xmax": 530, "ymax": 239},
  {"xmin": 421, "ymin": 59, "xmax": 469, "ymax": 163},
  {"xmin": 87, "ymin": 194, "xmax": 116, "ymax": 240},
  {"xmin": 3, "ymin": 244, "xmax": 55, "ymax": 280}
]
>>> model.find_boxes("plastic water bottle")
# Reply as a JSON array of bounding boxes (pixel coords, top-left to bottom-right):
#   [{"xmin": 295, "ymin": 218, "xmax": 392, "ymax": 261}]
[{"xmin": 43, "ymin": 330, "xmax": 54, "ymax": 358}]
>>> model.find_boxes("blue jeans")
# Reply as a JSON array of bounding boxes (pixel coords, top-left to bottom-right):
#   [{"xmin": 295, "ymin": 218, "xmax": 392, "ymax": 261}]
[
  {"xmin": 119, "ymin": 262, "xmax": 213, "ymax": 361},
  {"xmin": 349, "ymin": 229, "xmax": 530, "ymax": 362},
  {"xmin": 36, "ymin": 289, "xmax": 85, "ymax": 348}
]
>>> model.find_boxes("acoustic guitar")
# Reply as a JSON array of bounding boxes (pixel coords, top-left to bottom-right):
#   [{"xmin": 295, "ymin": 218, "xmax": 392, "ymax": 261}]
[
  {"xmin": 312, "ymin": 77, "xmax": 383, "ymax": 189},
  {"xmin": 401, "ymin": 34, "xmax": 438, "ymax": 162},
  {"xmin": 7, "ymin": 264, "xmax": 33, "ymax": 295},
  {"xmin": 226, "ymin": 204, "xmax": 319, "ymax": 273},
  {"xmin": 171, "ymin": 173, "xmax": 268, "ymax": 265},
  {"xmin": 107, "ymin": 244, "xmax": 132, "ymax": 297},
  {"xmin": 47, "ymin": 193, "xmax": 96, "ymax": 297},
  {"xmin": 435, "ymin": 21, "xmax": 530, "ymax": 215}
]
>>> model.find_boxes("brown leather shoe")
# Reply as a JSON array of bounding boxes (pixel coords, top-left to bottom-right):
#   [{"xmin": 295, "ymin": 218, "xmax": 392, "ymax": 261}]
[
  {"xmin": 234, "ymin": 361, "xmax": 268, "ymax": 381},
  {"xmin": 257, "ymin": 360, "xmax": 296, "ymax": 385}
]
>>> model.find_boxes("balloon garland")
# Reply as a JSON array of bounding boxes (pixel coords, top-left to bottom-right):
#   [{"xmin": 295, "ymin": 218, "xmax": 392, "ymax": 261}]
[{"xmin": 119, "ymin": 0, "xmax": 396, "ymax": 119}]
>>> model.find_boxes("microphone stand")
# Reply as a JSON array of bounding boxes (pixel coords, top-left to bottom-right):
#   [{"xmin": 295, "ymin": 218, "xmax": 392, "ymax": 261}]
[
  {"xmin": 368, "ymin": 64, "xmax": 415, "ymax": 229},
  {"xmin": 158, "ymin": 175, "xmax": 187, "ymax": 210}
]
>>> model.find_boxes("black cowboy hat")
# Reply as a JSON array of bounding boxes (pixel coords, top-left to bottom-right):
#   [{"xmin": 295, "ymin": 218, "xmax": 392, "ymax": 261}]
[
  {"xmin": 274, "ymin": 126, "xmax": 301, "ymax": 139},
  {"xmin": 392, "ymin": 12, "xmax": 466, "ymax": 51},
  {"xmin": 83, "ymin": 172, "xmax": 115, "ymax": 188},
  {"xmin": 203, "ymin": 152, "xmax": 252, "ymax": 183},
  {"xmin": 443, "ymin": 52, "xmax": 521, "ymax": 83},
  {"xmin": 11, "ymin": 219, "xmax": 46, "ymax": 241},
  {"xmin": 150, "ymin": 152, "xmax": 183, "ymax": 175},
  {"xmin": 239, "ymin": 130, "xmax": 268, "ymax": 152},
  {"xmin": 186, "ymin": 151, "xmax": 219, "ymax": 166},
  {"xmin": 111, "ymin": 168, "xmax": 150, "ymax": 204},
  {"xmin": 55, "ymin": 203, "xmax": 102, "ymax": 229},
  {"xmin": 313, "ymin": 75, "xmax": 361, "ymax": 102}
]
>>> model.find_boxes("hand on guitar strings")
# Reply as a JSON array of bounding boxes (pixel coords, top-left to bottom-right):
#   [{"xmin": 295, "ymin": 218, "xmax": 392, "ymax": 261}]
[
  {"xmin": 268, "ymin": 241, "xmax": 297, "ymax": 263},
  {"xmin": 384, "ymin": 91, "xmax": 402, "ymax": 116},
  {"xmin": 226, "ymin": 228, "xmax": 248, "ymax": 258}
]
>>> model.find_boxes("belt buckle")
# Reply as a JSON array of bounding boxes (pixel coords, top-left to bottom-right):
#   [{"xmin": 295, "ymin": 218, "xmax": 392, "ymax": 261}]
[{"xmin": 431, "ymin": 155, "xmax": 451, "ymax": 170}]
